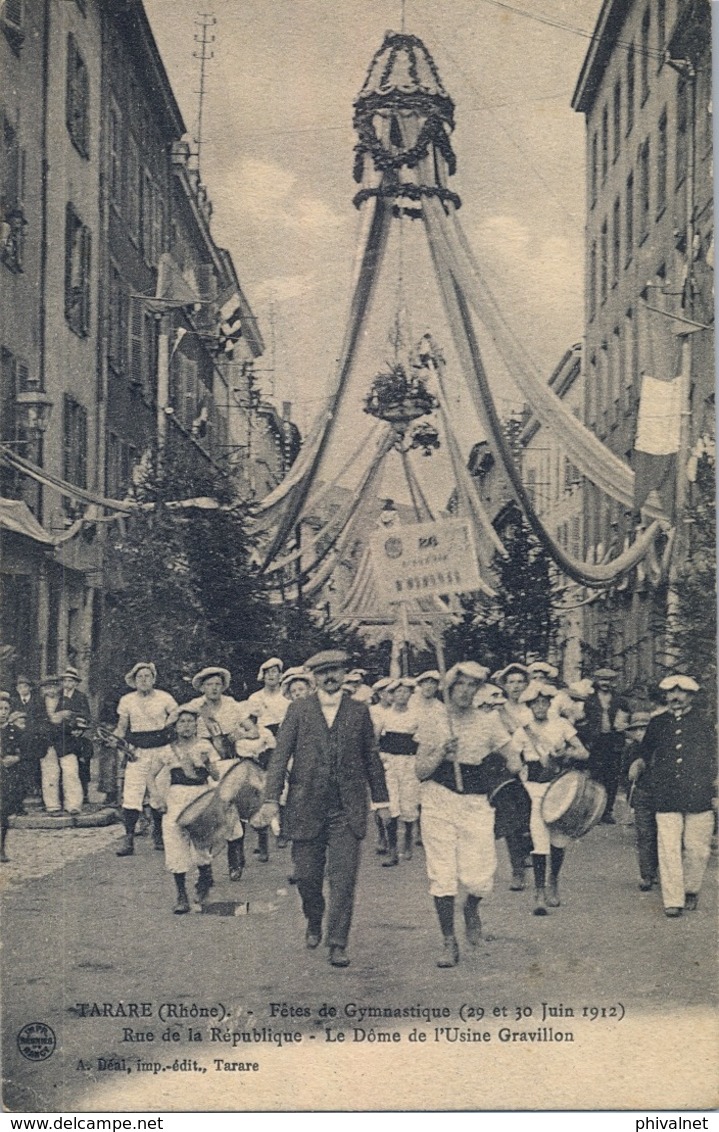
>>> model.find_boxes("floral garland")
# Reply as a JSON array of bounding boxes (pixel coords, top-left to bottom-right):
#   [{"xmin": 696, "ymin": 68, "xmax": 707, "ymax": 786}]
[
  {"xmin": 352, "ymin": 111, "xmax": 457, "ymax": 184},
  {"xmin": 353, "ymin": 183, "xmax": 462, "ymax": 212}
]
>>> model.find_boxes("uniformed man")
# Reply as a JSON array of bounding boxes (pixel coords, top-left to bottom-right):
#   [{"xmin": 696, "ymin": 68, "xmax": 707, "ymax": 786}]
[{"xmin": 630, "ymin": 675, "xmax": 717, "ymax": 917}]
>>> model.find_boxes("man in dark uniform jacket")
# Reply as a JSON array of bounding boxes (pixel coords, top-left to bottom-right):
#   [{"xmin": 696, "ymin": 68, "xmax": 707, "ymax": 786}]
[
  {"xmin": 255, "ymin": 650, "xmax": 389, "ymax": 967},
  {"xmin": 583, "ymin": 668, "xmax": 630, "ymax": 823},
  {"xmin": 10, "ymin": 675, "xmax": 46, "ymax": 802},
  {"xmin": 630, "ymin": 674, "xmax": 717, "ymax": 917},
  {"xmin": 54, "ymin": 667, "xmax": 94, "ymax": 804}
]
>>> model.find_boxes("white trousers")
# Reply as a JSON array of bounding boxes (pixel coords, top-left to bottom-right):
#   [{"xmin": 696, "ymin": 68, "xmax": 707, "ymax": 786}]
[
  {"xmin": 122, "ymin": 747, "xmax": 172, "ymax": 811},
  {"xmin": 420, "ymin": 780, "xmax": 496, "ymax": 898},
  {"xmin": 383, "ymin": 754, "xmax": 421, "ymax": 821},
  {"xmin": 162, "ymin": 784, "xmax": 213, "ymax": 875},
  {"xmin": 41, "ymin": 748, "xmax": 84, "ymax": 814},
  {"xmin": 655, "ymin": 810, "xmax": 714, "ymax": 909},
  {"xmin": 525, "ymin": 779, "xmax": 565, "ymax": 855}
]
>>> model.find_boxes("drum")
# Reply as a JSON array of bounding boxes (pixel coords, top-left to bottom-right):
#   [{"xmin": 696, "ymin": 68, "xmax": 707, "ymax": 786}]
[
  {"xmin": 541, "ymin": 770, "xmax": 606, "ymax": 844},
  {"xmin": 177, "ymin": 789, "xmax": 229, "ymax": 854},
  {"xmin": 216, "ymin": 759, "xmax": 266, "ymax": 820},
  {"xmin": 481, "ymin": 752, "xmax": 531, "ymax": 840}
]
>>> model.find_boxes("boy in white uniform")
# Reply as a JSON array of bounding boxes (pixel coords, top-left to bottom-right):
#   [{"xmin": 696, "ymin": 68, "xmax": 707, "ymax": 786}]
[{"xmin": 115, "ymin": 663, "xmax": 177, "ymax": 856}]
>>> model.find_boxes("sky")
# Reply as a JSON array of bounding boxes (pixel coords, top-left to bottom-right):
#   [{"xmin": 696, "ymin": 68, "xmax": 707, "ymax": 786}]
[{"xmin": 143, "ymin": 0, "xmax": 603, "ymax": 495}]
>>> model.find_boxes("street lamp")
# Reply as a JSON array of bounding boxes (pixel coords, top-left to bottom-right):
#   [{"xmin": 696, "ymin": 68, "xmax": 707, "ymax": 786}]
[{"xmin": 14, "ymin": 380, "xmax": 53, "ymax": 439}]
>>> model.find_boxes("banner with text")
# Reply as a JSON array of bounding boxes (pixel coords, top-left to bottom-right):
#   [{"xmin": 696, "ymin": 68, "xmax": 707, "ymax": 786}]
[{"xmin": 370, "ymin": 518, "xmax": 481, "ymax": 602}]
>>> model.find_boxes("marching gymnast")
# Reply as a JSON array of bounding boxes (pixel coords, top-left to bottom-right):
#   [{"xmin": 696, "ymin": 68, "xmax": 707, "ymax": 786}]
[
  {"xmin": 151, "ymin": 703, "xmax": 220, "ymax": 914},
  {"xmin": 510, "ymin": 682, "xmax": 589, "ymax": 915}
]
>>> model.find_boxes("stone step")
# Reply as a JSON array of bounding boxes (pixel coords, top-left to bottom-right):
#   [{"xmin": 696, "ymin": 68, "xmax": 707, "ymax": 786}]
[{"xmin": 8, "ymin": 807, "xmax": 119, "ymax": 831}]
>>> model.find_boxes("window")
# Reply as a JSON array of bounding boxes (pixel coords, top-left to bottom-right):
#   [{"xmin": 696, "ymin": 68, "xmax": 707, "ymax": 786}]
[
  {"xmin": 657, "ymin": 0, "xmax": 666, "ymax": 66},
  {"xmin": 144, "ymin": 310, "xmax": 158, "ymax": 402},
  {"xmin": 613, "ymin": 81, "xmax": 621, "ymax": 161},
  {"xmin": 108, "ymin": 265, "xmax": 129, "ymax": 373},
  {"xmin": 600, "ymin": 218, "xmax": 608, "ymax": 303},
  {"xmin": 626, "ymin": 43, "xmax": 635, "ymax": 135},
  {"xmin": 174, "ymin": 352, "xmax": 198, "ymax": 431},
  {"xmin": 598, "ymin": 343, "xmax": 609, "ymax": 436},
  {"xmin": 601, "ymin": 104, "xmax": 609, "ymax": 181},
  {"xmin": 612, "ymin": 197, "xmax": 621, "ymax": 287},
  {"xmin": 1, "ymin": 0, "xmax": 25, "ymax": 51},
  {"xmin": 109, "ymin": 102, "xmax": 122, "ymax": 208},
  {"xmin": 590, "ymin": 131, "xmax": 598, "ymax": 205},
  {"xmin": 129, "ymin": 297, "xmax": 144, "ymax": 388},
  {"xmin": 1, "ymin": 115, "xmax": 25, "ymax": 272},
  {"xmin": 611, "ymin": 327, "xmax": 621, "ymax": 423},
  {"xmin": 63, "ymin": 394, "xmax": 88, "ymax": 488},
  {"xmin": 624, "ymin": 308, "xmax": 636, "ymax": 405},
  {"xmin": 676, "ymin": 79, "xmax": 688, "ymax": 187},
  {"xmin": 141, "ymin": 170, "xmax": 154, "ymax": 263},
  {"xmin": 657, "ymin": 109, "xmax": 667, "ymax": 215},
  {"xmin": 638, "ymin": 139, "xmax": 650, "ymax": 242},
  {"xmin": 640, "ymin": 8, "xmax": 650, "ymax": 105},
  {"xmin": 154, "ymin": 195, "xmax": 166, "ymax": 263},
  {"xmin": 66, "ymin": 34, "xmax": 89, "ymax": 158},
  {"xmin": 126, "ymin": 133, "xmax": 140, "ymax": 241},
  {"xmin": 625, "ymin": 171, "xmax": 634, "ymax": 265},
  {"xmin": 64, "ymin": 203, "xmax": 91, "ymax": 336},
  {"xmin": 106, "ymin": 432, "xmax": 137, "ymax": 498},
  {"xmin": 589, "ymin": 240, "xmax": 597, "ymax": 320},
  {"xmin": 587, "ymin": 355, "xmax": 597, "ymax": 425},
  {"xmin": 570, "ymin": 516, "xmax": 581, "ymax": 559},
  {"xmin": 525, "ymin": 467, "xmax": 536, "ymax": 506}
]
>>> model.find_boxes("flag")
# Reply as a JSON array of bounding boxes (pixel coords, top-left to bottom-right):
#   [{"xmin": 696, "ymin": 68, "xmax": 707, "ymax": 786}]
[
  {"xmin": 169, "ymin": 326, "xmax": 188, "ymax": 361},
  {"xmin": 215, "ymin": 292, "xmax": 244, "ymax": 357},
  {"xmin": 633, "ymin": 374, "xmax": 681, "ymax": 518},
  {"xmin": 144, "ymin": 253, "xmax": 200, "ymax": 313}
]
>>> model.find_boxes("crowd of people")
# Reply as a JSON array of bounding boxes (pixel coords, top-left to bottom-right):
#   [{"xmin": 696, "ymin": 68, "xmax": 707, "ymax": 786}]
[{"xmin": 0, "ymin": 651, "xmax": 715, "ymax": 967}]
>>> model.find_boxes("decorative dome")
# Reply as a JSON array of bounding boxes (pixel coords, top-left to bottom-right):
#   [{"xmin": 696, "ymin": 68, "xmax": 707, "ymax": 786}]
[
  {"xmin": 352, "ymin": 31, "xmax": 460, "ymax": 213},
  {"xmin": 358, "ymin": 31, "xmax": 452, "ymax": 105}
]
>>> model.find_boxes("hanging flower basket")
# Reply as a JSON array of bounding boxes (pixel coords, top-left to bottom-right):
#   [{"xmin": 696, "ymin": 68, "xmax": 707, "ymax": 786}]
[{"xmin": 363, "ymin": 363, "xmax": 438, "ymax": 424}]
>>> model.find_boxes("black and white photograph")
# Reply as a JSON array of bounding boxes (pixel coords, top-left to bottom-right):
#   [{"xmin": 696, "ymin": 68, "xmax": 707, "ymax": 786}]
[{"xmin": 0, "ymin": 0, "xmax": 716, "ymax": 1116}]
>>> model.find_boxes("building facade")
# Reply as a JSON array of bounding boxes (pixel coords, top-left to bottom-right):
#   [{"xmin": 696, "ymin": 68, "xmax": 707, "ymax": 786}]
[
  {"xmin": 572, "ymin": 0, "xmax": 713, "ymax": 685},
  {"xmin": 519, "ymin": 345, "xmax": 585, "ymax": 680},
  {"xmin": 0, "ymin": 0, "xmax": 292, "ymax": 695}
]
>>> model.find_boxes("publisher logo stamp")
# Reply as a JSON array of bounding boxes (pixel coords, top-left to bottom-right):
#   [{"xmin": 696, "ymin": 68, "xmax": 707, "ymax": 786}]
[{"xmin": 17, "ymin": 1022, "xmax": 56, "ymax": 1061}]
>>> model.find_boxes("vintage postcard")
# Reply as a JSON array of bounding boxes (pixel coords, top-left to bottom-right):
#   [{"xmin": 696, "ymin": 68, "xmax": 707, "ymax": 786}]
[{"xmin": 0, "ymin": 0, "xmax": 716, "ymax": 1115}]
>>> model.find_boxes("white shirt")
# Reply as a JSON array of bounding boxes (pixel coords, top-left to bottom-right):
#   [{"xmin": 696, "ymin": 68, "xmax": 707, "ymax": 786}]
[
  {"xmin": 246, "ymin": 687, "xmax": 289, "ymax": 729},
  {"xmin": 188, "ymin": 694, "xmax": 244, "ymax": 740},
  {"xmin": 317, "ymin": 689, "xmax": 343, "ymax": 728},
  {"xmin": 117, "ymin": 689, "xmax": 177, "ymax": 733}
]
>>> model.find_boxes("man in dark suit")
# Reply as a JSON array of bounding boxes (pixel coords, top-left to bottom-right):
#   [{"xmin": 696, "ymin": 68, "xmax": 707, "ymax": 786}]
[
  {"xmin": 9, "ymin": 675, "xmax": 46, "ymax": 803},
  {"xmin": 583, "ymin": 668, "xmax": 630, "ymax": 823},
  {"xmin": 255, "ymin": 650, "xmax": 389, "ymax": 967}
]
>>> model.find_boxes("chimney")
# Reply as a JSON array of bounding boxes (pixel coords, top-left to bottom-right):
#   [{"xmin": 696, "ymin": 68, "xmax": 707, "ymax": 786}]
[{"xmin": 282, "ymin": 400, "xmax": 292, "ymax": 420}]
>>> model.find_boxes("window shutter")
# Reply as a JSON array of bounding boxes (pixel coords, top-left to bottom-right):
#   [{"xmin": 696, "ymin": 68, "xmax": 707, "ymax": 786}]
[
  {"xmin": 129, "ymin": 297, "xmax": 144, "ymax": 386},
  {"xmin": 81, "ymin": 223, "xmax": 91, "ymax": 334}
]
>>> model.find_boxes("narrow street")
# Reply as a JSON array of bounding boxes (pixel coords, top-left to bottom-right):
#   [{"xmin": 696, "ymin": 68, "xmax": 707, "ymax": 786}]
[{"xmin": 2, "ymin": 810, "xmax": 716, "ymax": 1112}]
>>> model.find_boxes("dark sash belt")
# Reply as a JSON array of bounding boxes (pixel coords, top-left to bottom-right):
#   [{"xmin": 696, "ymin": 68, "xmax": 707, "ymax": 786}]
[
  {"xmin": 380, "ymin": 731, "xmax": 418, "ymax": 756},
  {"xmin": 128, "ymin": 728, "xmax": 171, "ymax": 749},
  {"xmin": 170, "ymin": 767, "xmax": 209, "ymax": 787},
  {"xmin": 430, "ymin": 760, "xmax": 488, "ymax": 795}
]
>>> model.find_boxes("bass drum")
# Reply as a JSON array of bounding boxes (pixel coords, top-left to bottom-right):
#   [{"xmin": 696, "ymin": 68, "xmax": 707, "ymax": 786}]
[
  {"xmin": 216, "ymin": 759, "xmax": 266, "ymax": 821},
  {"xmin": 481, "ymin": 751, "xmax": 531, "ymax": 841},
  {"xmin": 176, "ymin": 789, "xmax": 229, "ymax": 855},
  {"xmin": 541, "ymin": 770, "xmax": 606, "ymax": 846}
]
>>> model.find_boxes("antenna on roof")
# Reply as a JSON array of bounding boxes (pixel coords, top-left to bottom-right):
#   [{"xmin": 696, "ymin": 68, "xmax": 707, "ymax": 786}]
[{"xmin": 192, "ymin": 12, "xmax": 216, "ymax": 174}]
